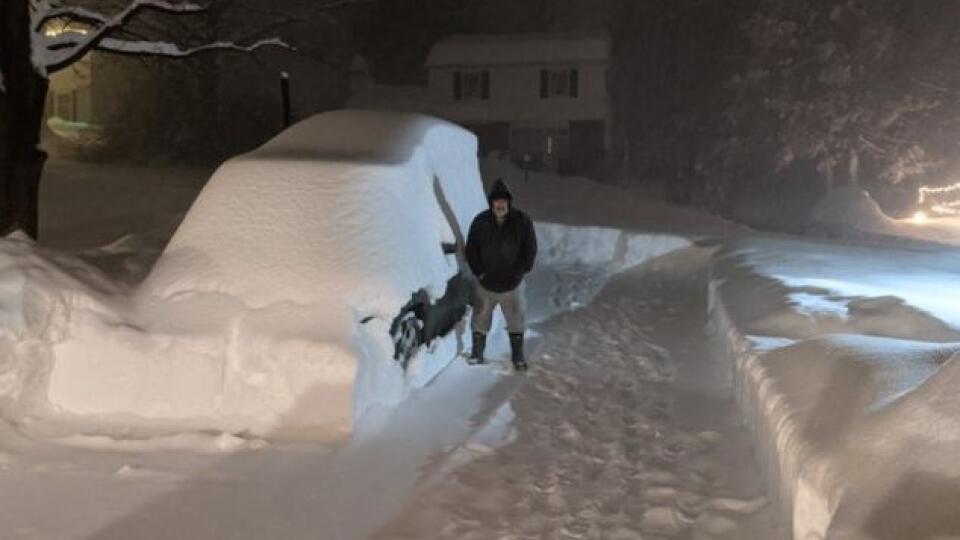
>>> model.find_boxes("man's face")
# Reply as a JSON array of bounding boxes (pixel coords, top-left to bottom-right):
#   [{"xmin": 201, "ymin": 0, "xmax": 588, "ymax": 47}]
[{"xmin": 492, "ymin": 199, "xmax": 509, "ymax": 220}]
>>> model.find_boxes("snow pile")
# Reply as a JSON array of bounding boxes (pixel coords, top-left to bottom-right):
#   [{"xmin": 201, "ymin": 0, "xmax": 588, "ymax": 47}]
[
  {"xmin": 710, "ymin": 236, "xmax": 960, "ymax": 539},
  {"xmin": 480, "ymin": 156, "xmax": 737, "ymax": 235},
  {"xmin": 720, "ymin": 236, "xmax": 960, "ymax": 333},
  {"xmin": 536, "ymin": 223, "xmax": 690, "ymax": 270},
  {"xmin": 528, "ymin": 223, "xmax": 691, "ymax": 322},
  {"xmin": 4, "ymin": 110, "xmax": 489, "ymax": 440},
  {"xmin": 807, "ymin": 185, "xmax": 960, "ymax": 248},
  {"xmin": 0, "ymin": 235, "xmax": 130, "ymax": 421},
  {"xmin": 808, "ymin": 186, "xmax": 897, "ymax": 238}
]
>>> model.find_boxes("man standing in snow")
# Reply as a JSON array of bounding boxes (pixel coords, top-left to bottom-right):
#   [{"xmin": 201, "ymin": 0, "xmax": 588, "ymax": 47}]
[{"xmin": 465, "ymin": 178, "xmax": 538, "ymax": 371}]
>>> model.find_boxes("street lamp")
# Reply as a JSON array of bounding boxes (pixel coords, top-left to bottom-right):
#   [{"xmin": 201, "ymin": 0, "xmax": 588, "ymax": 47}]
[{"xmin": 280, "ymin": 71, "xmax": 291, "ymax": 128}]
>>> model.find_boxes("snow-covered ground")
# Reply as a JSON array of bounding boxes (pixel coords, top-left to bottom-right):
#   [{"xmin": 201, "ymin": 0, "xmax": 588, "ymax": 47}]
[
  {"xmin": 6, "ymin": 133, "xmax": 960, "ymax": 539},
  {"xmin": 711, "ymin": 236, "xmax": 960, "ymax": 539},
  {"xmin": 809, "ymin": 184, "xmax": 960, "ymax": 247}
]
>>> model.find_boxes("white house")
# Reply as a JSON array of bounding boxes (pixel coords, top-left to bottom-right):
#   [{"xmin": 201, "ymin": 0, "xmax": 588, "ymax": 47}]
[
  {"xmin": 424, "ymin": 32, "xmax": 611, "ymax": 175},
  {"xmin": 350, "ymin": 32, "xmax": 612, "ymax": 176}
]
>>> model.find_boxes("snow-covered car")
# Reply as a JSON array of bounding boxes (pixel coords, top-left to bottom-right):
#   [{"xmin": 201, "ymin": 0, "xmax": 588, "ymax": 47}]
[{"xmin": 27, "ymin": 110, "xmax": 488, "ymax": 439}]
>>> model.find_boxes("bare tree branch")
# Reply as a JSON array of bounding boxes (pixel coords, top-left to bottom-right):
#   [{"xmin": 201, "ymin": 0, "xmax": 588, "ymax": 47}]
[
  {"xmin": 94, "ymin": 36, "xmax": 291, "ymax": 59},
  {"xmin": 37, "ymin": 0, "xmax": 362, "ymax": 73},
  {"xmin": 34, "ymin": 6, "xmax": 109, "ymax": 31},
  {"xmin": 41, "ymin": 0, "xmax": 206, "ymax": 71}
]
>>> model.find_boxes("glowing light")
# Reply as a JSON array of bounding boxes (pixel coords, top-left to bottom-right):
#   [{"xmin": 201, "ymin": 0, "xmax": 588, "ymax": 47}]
[
  {"xmin": 911, "ymin": 211, "xmax": 929, "ymax": 224},
  {"xmin": 918, "ymin": 181, "xmax": 960, "ymax": 217},
  {"xmin": 932, "ymin": 202, "xmax": 960, "ymax": 216},
  {"xmin": 43, "ymin": 21, "xmax": 90, "ymax": 38},
  {"xmin": 919, "ymin": 181, "xmax": 960, "ymax": 204}
]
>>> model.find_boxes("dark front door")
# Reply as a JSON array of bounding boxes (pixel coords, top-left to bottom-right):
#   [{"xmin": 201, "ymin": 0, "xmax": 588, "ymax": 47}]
[
  {"xmin": 567, "ymin": 120, "xmax": 605, "ymax": 176},
  {"xmin": 464, "ymin": 122, "xmax": 510, "ymax": 158}
]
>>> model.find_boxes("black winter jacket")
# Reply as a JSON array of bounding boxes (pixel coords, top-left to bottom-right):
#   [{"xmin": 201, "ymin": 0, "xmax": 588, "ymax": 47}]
[{"xmin": 466, "ymin": 207, "xmax": 538, "ymax": 293}]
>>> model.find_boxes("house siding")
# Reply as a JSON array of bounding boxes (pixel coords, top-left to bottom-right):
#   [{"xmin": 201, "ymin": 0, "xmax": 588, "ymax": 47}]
[{"xmin": 427, "ymin": 62, "xmax": 608, "ymax": 128}]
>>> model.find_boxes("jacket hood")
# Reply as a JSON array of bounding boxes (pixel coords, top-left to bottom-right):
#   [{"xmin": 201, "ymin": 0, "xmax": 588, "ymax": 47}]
[{"xmin": 487, "ymin": 178, "xmax": 513, "ymax": 206}]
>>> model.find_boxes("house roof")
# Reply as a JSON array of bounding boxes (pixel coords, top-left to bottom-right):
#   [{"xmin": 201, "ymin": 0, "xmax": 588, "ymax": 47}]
[{"xmin": 425, "ymin": 32, "xmax": 610, "ymax": 68}]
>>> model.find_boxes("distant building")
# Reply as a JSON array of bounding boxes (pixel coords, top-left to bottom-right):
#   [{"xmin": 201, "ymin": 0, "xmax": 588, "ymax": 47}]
[
  {"xmin": 46, "ymin": 54, "xmax": 95, "ymax": 125},
  {"xmin": 426, "ymin": 33, "xmax": 611, "ymax": 175},
  {"xmin": 39, "ymin": 10, "xmax": 354, "ymax": 162},
  {"xmin": 44, "ymin": 19, "xmax": 96, "ymax": 131},
  {"xmin": 350, "ymin": 32, "xmax": 612, "ymax": 176}
]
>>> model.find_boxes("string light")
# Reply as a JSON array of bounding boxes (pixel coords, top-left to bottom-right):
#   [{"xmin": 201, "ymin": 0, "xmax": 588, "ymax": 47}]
[
  {"xmin": 917, "ymin": 181, "xmax": 960, "ymax": 217},
  {"xmin": 932, "ymin": 202, "xmax": 960, "ymax": 216},
  {"xmin": 919, "ymin": 181, "xmax": 960, "ymax": 204}
]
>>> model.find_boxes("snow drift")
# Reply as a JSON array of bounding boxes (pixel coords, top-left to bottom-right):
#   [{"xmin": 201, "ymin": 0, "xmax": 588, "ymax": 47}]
[
  {"xmin": 710, "ymin": 237, "xmax": 960, "ymax": 539},
  {"xmin": 9, "ymin": 110, "xmax": 489, "ymax": 440},
  {"xmin": 807, "ymin": 185, "xmax": 960, "ymax": 248},
  {"xmin": 808, "ymin": 186, "xmax": 895, "ymax": 237}
]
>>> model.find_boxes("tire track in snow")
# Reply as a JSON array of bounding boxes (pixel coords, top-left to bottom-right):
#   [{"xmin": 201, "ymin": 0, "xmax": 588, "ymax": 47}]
[{"xmin": 373, "ymin": 247, "xmax": 774, "ymax": 540}]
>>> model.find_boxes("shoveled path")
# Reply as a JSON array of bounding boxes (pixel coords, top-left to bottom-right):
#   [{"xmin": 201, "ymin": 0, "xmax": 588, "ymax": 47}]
[{"xmin": 373, "ymin": 247, "xmax": 776, "ymax": 539}]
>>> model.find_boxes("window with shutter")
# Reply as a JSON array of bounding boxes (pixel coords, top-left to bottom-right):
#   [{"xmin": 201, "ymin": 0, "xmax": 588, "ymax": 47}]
[
  {"xmin": 541, "ymin": 68, "xmax": 580, "ymax": 98},
  {"xmin": 456, "ymin": 70, "xmax": 490, "ymax": 100},
  {"xmin": 453, "ymin": 71, "xmax": 462, "ymax": 100}
]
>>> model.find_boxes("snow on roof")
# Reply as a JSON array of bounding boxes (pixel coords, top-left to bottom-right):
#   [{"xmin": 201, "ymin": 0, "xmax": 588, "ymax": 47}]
[{"xmin": 425, "ymin": 32, "xmax": 610, "ymax": 68}]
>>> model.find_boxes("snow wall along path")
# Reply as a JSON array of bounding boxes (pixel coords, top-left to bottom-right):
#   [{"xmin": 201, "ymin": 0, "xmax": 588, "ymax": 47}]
[{"xmin": 708, "ymin": 249, "xmax": 960, "ymax": 540}]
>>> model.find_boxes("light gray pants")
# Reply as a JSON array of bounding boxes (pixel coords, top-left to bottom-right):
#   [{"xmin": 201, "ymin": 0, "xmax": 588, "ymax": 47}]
[{"xmin": 472, "ymin": 281, "xmax": 527, "ymax": 334}]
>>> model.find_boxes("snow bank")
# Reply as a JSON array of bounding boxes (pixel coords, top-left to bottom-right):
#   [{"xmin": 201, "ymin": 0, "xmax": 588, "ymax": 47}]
[
  {"xmin": 479, "ymin": 157, "xmax": 737, "ymax": 234},
  {"xmin": 721, "ymin": 236, "xmax": 960, "ymax": 333},
  {"xmin": 709, "ymin": 237, "xmax": 960, "ymax": 539},
  {"xmin": 6, "ymin": 111, "xmax": 489, "ymax": 440},
  {"xmin": 527, "ymin": 223, "xmax": 691, "ymax": 322},
  {"xmin": 807, "ymin": 185, "xmax": 960, "ymax": 248},
  {"xmin": 536, "ymin": 222, "xmax": 691, "ymax": 270},
  {"xmin": 808, "ymin": 186, "xmax": 896, "ymax": 238}
]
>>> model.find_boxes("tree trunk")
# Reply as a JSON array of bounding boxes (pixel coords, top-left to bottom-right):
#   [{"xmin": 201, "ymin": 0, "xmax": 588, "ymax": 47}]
[
  {"xmin": 824, "ymin": 160, "xmax": 835, "ymax": 193},
  {"xmin": 0, "ymin": 1, "xmax": 48, "ymax": 239},
  {"xmin": 848, "ymin": 148, "xmax": 860, "ymax": 188}
]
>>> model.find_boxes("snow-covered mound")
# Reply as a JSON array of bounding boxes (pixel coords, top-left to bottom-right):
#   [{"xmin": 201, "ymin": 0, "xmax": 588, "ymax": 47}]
[
  {"xmin": 479, "ymin": 156, "xmax": 736, "ymax": 234},
  {"xmin": 806, "ymin": 185, "xmax": 960, "ymax": 248},
  {"xmin": 18, "ymin": 110, "xmax": 489, "ymax": 439},
  {"xmin": 710, "ymin": 236, "xmax": 960, "ymax": 539},
  {"xmin": 730, "ymin": 334, "xmax": 960, "ymax": 540},
  {"xmin": 808, "ymin": 186, "xmax": 897, "ymax": 237}
]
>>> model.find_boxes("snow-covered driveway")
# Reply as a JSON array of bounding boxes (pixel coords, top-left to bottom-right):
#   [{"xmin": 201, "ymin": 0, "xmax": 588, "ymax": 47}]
[{"xmin": 372, "ymin": 246, "xmax": 772, "ymax": 540}]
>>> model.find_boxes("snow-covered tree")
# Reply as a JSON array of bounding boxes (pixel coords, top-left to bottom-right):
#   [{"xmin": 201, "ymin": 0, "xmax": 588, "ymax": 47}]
[
  {"xmin": 0, "ymin": 0, "xmax": 350, "ymax": 239},
  {"xmin": 730, "ymin": 0, "xmax": 960, "ymax": 194}
]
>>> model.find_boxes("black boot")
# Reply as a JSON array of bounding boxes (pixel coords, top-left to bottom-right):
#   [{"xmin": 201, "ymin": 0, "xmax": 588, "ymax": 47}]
[
  {"xmin": 509, "ymin": 332, "xmax": 528, "ymax": 371},
  {"xmin": 470, "ymin": 332, "xmax": 486, "ymax": 364}
]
